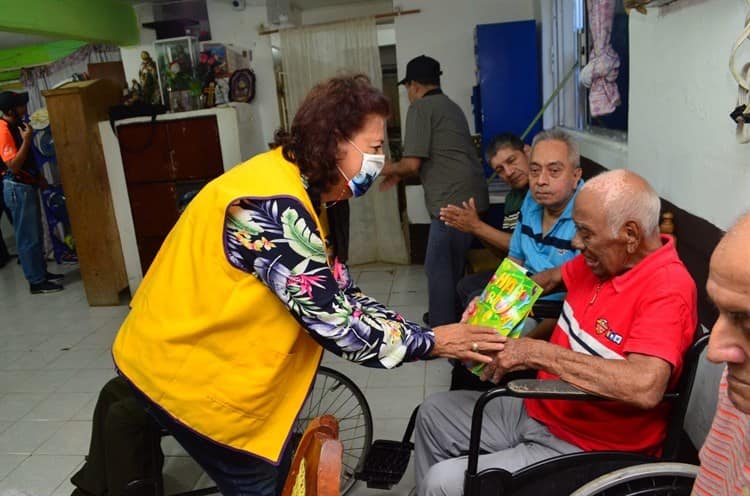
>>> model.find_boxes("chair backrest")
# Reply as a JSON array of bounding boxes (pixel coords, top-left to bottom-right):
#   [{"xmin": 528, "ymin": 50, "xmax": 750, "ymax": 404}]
[
  {"xmin": 281, "ymin": 415, "xmax": 343, "ymax": 496},
  {"xmin": 661, "ymin": 327, "xmax": 710, "ymax": 460}
]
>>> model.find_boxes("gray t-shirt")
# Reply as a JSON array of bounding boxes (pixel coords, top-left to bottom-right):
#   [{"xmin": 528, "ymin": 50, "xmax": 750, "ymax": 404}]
[{"xmin": 403, "ymin": 91, "xmax": 489, "ymax": 219}]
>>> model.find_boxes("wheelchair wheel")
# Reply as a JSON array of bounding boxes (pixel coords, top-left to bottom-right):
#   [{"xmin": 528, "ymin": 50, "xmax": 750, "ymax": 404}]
[
  {"xmin": 292, "ymin": 366, "xmax": 373, "ymax": 495},
  {"xmin": 570, "ymin": 462, "xmax": 699, "ymax": 496}
]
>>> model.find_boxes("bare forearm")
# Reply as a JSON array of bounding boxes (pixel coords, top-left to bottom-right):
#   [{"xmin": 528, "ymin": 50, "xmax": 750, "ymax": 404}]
[
  {"xmin": 474, "ymin": 222, "xmax": 511, "ymax": 253},
  {"xmin": 531, "ymin": 266, "xmax": 565, "ymax": 294},
  {"xmin": 8, "ymin": 140, "xmax": 30, "ymax": 173},
  {"xmin": 524, "ymin": 340, "xmax": 670, "ymax": 409},
  {"xmin": 524, "ymin": 318, "xmax": 556, "ymax": 341},
  {"xmin": 383, "ymin": 157, "xmax": 421, "ymax": 179}
]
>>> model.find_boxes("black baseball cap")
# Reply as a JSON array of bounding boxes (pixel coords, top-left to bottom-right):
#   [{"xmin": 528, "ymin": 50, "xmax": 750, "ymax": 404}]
[
  {"xmin": 0, "ymin": 91, "xmax": 29, "ymax": 113},
  {"xmin": 398, "ymin": 55, "xmax": 442, "ymax": 85}
]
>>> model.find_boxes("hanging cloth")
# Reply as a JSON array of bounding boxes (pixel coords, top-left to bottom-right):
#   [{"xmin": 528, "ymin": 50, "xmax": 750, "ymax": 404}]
[{"xmin": 580, "ymin": 0, "xmax": 621, "ymax": 117}]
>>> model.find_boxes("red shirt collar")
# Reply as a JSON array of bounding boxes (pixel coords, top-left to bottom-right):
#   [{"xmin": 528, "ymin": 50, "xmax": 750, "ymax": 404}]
[{"xmin": 610, "ymin": 235, "xmax": 680, "ymax": 293}]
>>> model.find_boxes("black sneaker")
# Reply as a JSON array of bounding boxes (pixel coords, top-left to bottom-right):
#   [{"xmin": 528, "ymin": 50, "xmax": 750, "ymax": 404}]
[
  {"xmin": 30, "ymin": 280, "xmax": 64, "ymax": 294},
  {"xmin": 45, "ymin": 271, "xmax": 64, "ymax": 281}
]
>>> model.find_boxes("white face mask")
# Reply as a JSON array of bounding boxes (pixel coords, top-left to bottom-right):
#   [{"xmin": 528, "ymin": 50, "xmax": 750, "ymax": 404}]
[{"xmin": 338, "ymin": 139, "xmax": 386, "ymax": 198}]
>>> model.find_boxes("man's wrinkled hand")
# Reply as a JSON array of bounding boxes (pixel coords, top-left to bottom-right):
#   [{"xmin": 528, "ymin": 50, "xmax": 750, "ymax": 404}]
[{"xmin": 480, "ymin": 338, "xmax": 534, "ymax": 383}]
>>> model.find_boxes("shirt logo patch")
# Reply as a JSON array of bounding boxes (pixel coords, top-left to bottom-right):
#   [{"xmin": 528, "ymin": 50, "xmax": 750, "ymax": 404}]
[
  {"xmin": 595, "ymin": 318, "xmax": 609, "ymax": 334},
  {"xmin": 596, "ymin": 318, "xmax": 623, "ymax": 345},
  {"xmin": 557, "ymin": 249, "xmax": 568, "ymax": 255}
]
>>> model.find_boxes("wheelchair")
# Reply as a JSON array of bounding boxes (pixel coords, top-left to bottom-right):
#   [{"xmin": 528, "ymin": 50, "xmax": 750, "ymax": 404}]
[{"xmin": 354, "ymin": 316, "xmax": 709, "ymax": 496}]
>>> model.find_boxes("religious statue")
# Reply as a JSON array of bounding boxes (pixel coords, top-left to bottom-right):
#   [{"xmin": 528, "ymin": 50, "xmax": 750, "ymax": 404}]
[
  {"xmin": 139, "ymin": 50, "xmax": 160, "ymax": 105},
  {"xmin": 123, "ymin": 79, "xmax": 142, "ymax": 105}
]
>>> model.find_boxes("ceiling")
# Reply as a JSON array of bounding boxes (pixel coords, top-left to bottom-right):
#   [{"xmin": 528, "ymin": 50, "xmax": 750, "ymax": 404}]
[
  {"xmin": 120, "ymin": 0, "xmax": 383, "ymax": 10},
  {"xmin": 0, "ymin": 0, "xmax": 384, "ymax": 50}
]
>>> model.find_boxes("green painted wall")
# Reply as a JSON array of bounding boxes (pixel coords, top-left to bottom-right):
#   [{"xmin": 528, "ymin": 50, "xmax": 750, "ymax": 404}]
[
  {"xmin": 0, "ymin": 40, "xmax": 87, "ymax": 71},
  {"xmin": 0, "ymin": 69, "xmax": 21, "ymax": 83},
  {"xmin": 0, "ymin": 0, "xmax": 138, "ymax": 46}
]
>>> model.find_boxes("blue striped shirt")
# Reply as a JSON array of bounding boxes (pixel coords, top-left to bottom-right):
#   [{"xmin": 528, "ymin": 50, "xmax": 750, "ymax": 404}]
[{"xmin": 508, "ymin": 180, "xmax": 583, "ymax": 300}]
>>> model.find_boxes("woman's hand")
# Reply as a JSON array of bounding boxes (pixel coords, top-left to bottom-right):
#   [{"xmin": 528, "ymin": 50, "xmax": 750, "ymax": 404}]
[
  {"xmin": 430, "ymin": 323, "xmax": 506, "ymax": 364},
  {"xmin": 460, "ymin": 296, "xmax": 480, "ymax": 323}
]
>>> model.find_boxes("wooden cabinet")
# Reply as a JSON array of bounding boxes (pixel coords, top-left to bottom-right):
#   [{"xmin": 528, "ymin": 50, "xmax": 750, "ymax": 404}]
[
  {"xmin": 43, "ymin": 80, "xmax": 128, "ymax": 306},
  {"xmin": 117, "ymin": 116, "xmax": 223, "ymax": 273}
]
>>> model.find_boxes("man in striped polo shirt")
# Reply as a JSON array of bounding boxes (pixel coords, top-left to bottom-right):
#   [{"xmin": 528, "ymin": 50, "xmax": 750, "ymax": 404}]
[
  {"xmin": 692, "ymin": 213, "xmax": 750, "ymax": 496},
  {"xmin": 453, "ymin": 129, "xmax": 583, "ymax": 336},
  {"xmin": 505, "ymin": 128, "xmax": 584, "ymax": 340},
  {"xmin": 447, "ymin": 129, "xmax": 584, "ymax": 391}
]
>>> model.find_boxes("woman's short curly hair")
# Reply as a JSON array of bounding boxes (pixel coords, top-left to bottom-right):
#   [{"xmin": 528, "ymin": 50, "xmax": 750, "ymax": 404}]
[{"xmin": 273, "ymin": 74, "xmax": 390, "ymax": 200}]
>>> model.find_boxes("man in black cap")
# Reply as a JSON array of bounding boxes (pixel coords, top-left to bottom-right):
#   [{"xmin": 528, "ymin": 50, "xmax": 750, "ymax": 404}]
[
  {"xmin": 0, "ymin": 91, "xmax": 63, "ymax": 293},
  {"xmin": 381, "ymin": 55, "xmax": 489, "ymax": 326}
]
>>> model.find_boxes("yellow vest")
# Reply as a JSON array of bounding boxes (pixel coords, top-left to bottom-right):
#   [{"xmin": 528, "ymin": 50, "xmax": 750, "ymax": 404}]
[{"xmin": 113, "ymin": 147, "xmax": 325, "ymax": 463}]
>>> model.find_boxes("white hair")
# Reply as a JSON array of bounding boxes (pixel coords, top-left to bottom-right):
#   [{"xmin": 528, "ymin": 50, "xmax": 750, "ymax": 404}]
[
  {"xmin": 531, "ymin": 128, "xmax": 581, "ymax": 169},
  {"xmin": 583, "ymin": 170, "xmax": 661, "ymax": 237}
]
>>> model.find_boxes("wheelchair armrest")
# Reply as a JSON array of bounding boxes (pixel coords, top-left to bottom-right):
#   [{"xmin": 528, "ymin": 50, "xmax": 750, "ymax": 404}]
[{"xmin": 506, "ymin": 379, "xmax": 601, "ymax": 400}]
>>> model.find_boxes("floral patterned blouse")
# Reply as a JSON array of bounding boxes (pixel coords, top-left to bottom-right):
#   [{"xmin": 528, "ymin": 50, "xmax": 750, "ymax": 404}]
[{"xmin": 223, "ymin": 195, "xmax": 435, "ymax": 369}]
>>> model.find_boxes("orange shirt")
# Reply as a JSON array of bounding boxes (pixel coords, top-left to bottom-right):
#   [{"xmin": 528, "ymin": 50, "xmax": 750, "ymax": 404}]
[{"xmin": 0, "ymin": 119, "xmax": 18, "ymax": 164}]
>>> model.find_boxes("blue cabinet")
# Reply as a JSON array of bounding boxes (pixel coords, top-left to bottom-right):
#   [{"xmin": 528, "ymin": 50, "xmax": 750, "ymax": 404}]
[{"xmin": 474, "ymin": 20, "xmax": 541, "ymax": 173}]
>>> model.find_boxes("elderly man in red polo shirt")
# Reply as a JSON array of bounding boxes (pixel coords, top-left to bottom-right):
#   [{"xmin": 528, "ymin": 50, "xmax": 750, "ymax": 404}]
[{"xmin": 414, "ymin": 169, "xmax": 698, "ymax": 496}]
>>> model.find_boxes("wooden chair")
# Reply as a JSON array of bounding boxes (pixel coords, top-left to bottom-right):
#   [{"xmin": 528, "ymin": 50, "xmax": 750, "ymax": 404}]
[{"xmin": 281, "ymin": 415, "xmax": 344, "ymax": 496}]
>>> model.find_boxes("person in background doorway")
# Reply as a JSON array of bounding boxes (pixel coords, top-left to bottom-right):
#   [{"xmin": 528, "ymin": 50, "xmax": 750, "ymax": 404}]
[
  {"xmin": 440, "ymin": 132, "xmax": 531, "ymax": 311},
  {"xmin": 380, "ymin": 55, "xmax": 489, "ymax": 327},
  {"xmin": 0, "ymin": 91, "xmax": 62, "ymax": 292}
]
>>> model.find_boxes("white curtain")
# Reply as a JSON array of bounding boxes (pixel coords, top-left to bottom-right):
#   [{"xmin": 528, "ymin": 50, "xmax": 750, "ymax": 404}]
[
  {"xmin": 20, "ymin": 44, "xmax": 121, "ymax": 112},
  {"xmin": 280, "ymin": 17, "xmax": 409, "ymax": 265}
]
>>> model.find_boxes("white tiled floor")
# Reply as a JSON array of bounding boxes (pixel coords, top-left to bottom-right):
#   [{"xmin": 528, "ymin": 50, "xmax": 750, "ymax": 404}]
[{"xmin": 0, "ymin": 259, "xmax": 445, "ymax": 495}]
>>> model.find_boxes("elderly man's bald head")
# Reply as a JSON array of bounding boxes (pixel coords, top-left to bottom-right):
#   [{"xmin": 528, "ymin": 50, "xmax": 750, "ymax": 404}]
[
  {"xmin": 711, "ymin": 213, "xmax": 750, "ymax": 278},
  {"xmin": 706, "ymin": 212, "xmax": 750, "ymax": 413},
  {"xmin": 571, "ymin": 170, "xmax": 665, "ymax": 280},
  {"xmin": 580, "ymin": 170, "xmax": 661, "ymax": 238}
]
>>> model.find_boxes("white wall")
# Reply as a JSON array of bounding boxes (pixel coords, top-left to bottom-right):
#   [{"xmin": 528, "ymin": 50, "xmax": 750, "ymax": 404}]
[
  {"xmin": 394, "ymin": 0, "xmax": 537, "ymax": 134},
  {"xmin": 120, "ymin": 1, "xmax": 280, "ymax": 148},
  {"xmin": 300, "ymin": 0, "xmax": 392, "ymax": 25},
  {"xmin": 206, "ymin": 0, "xmax": 279, "ymax": 146},
  {"xmin": 627, "ymin": 0, "xmax": 750, "ymax": 231},
  {"xmin": 120, "ymin": 3, "xmax": 157, "ymax": 85}
]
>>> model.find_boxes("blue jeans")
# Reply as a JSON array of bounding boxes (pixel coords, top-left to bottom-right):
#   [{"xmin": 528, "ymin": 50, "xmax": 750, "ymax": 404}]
[
  {"xmin": 133, "ymin": 386, "xmax": 292, "ymax": 496},
  {"xmin": 0, "ymin": 179, "xmax": 10, "ymax": 261},
  {"xmin": 425, "ymin": 219, "xmax": 475, "ymax": 326},
  {"xmin": 3, "ymin": 179, "xmax": 46, "ymax": 284}
]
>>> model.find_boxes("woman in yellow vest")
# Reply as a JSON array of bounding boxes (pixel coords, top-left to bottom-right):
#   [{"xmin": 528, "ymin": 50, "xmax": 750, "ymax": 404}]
[{"xmin": 112, "ymin": 74, "xmax": 503, "ymax": 495}]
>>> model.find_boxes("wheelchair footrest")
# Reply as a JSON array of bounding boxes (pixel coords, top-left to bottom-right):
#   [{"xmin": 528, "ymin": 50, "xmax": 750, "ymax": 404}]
[{"xmin": 355, "ymin": 439, "xmax": 414, "ymax": 489}]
